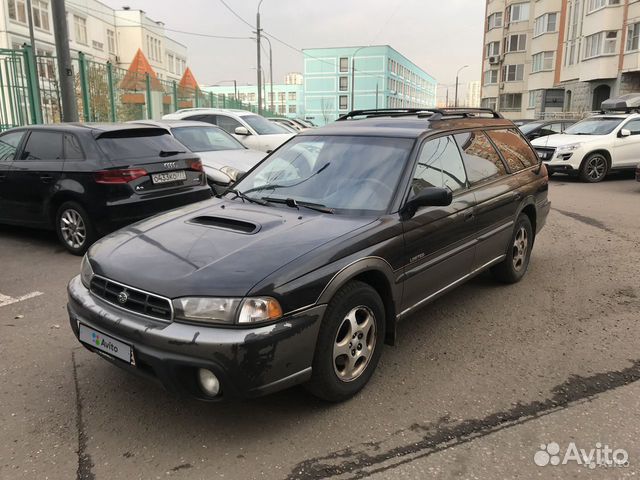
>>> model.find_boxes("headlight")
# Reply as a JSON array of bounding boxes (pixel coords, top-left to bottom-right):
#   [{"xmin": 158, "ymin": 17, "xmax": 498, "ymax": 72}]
[
  {"xmin": 556, "ymin": 143, "xmax": 582, "ymax": 153},
  {"xmin": 219, "ymin": 166, "xmax": 244, "ymax": 182},
  {"xmin": 172, "ymin": 296, "xmax": 283, "ymax": 325},
  {"xmin": 80, "ymin": 254, "xmax": 94, "ymax": 288}
]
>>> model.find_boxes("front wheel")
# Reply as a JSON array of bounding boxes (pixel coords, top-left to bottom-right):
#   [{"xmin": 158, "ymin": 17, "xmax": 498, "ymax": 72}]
[
  {"xmin": 491, "ymin": 214, "xmax": 533, "ymax": 284},
  {"xmin": 579, "ymin": 153, "xmax": 608, "ymax": 183},
  {"xmin": 306, "ymin": 281, "xmax": 385, "ymax": 402},
  {"xmin": 55, "ymin": 201, "xmax": 96, "ymax": 255}
]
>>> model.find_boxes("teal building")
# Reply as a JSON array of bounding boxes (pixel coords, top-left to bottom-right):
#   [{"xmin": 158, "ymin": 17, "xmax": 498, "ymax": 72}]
[
  {"xmin": 302, "ymin": 45, "xmax": 437, "ymax": 125},
  {"xmin": 201, "ymin": 83, "xmax": 304, "ymax": 118}
]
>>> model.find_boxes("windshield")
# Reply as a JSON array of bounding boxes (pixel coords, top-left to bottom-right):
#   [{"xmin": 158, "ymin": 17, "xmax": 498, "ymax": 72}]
[
  {"xmin": 564, "ymin": 117, "xmax": 623, "ymax": 135},
  {"xmin": 519, "ymin": 122, "xmax": 544, "ymax": 135},
  {"xmin": 171, "ymin": 126, "xmax": 245, "ymax": 152},
  {"xmin": 233, "ymin": 135, "xmax": 413, "ymax": 215},
  {"xmin": 242, "ymin": 114, "xmax": 290, "ymax": 135}
]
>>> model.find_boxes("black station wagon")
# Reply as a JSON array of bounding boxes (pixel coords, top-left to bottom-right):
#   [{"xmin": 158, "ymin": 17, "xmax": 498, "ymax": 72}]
[
  {"xmin": 0, "ymin": 124, "xmax": 211, "ymax": 254},
  {"xmin": 67, "ymin": 108, "xmax": 550, "ymax": 402}
]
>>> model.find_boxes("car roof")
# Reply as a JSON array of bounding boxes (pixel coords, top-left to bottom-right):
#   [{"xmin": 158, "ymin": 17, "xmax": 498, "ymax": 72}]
[
  {"xmin": 132, "ymin": 119, "xmax": 222, "ymax": 129},
  {"xmin": 170, "ymin": 108, "xmax": 257, "ymax": 117},
  {"xmin": 3, "ymin": 122, "xmax": 166, "ymax": 134}
]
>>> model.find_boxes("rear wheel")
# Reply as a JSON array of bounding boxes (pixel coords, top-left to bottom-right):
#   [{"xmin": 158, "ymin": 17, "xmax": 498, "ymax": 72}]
[
  {"xmin": 579, "ymin": 153, "xmax": 608, "ymax": 183},
  {"xmin": 491, "ymin": 214, "xmax": 533, "ymax": 284},
  {"xmin": 306, "ymin": 281, "xmax": 385, "ymax": 402},
  {"xmin": 55, "ymin": 201, "xmax": 96, "ymax": 255}
]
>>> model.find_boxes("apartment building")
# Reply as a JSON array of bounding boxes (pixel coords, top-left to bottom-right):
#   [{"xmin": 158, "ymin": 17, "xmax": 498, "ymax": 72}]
[
  {"xmin": 0, "ymin": 0, "xmax": 188, "ymax": 79},
  {"xmin": 303, "ymin": 45, "xmax": 436, "ymax": 125},
  {"xmin": 466, "ymin": 80, "xmax": 482, "ymax": 107},
  {"xmin": 481, "ymin": 0, "xmax": 640, "ymax": 119}
]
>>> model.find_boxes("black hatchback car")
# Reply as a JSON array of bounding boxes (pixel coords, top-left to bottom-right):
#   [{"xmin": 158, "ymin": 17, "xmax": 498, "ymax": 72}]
[
  {"xmin": 0, "ymin": 124, "xmax": 211, "ymax": 254},
  {"xmin": 67, "ymin": 108, "xmax": 550, "ymax": 402},
  {"xmin": 519, "ymin": 119, "xmax": 575, "ymax": 141}
]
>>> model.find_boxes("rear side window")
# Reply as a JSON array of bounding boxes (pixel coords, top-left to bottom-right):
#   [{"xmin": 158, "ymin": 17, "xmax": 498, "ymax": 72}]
[
  {"xmin": 486, "ymin": 129, "xmax": 538, "ymax": 171},
  {"xmin": 454, "ymin": 131, "xmax": 506, "ymax": 184},
  {"xmin": 216, "ymin": 115, "xmax": 243, "ymax": 134},
  {"xmin": 64, "ymin": 134, "xmax": 84, "ymax": 160},
  {"xmin": 96, "ymin": 130, "xmax": 187, "ymax": 161},
  {"xmin": 0, "ymin": 131, "xmax": 25, "ymax": 162},
  {"xmin": 412, "ymin": 135, "xmax": 468, "ymax": 195},
  {"xmin": 21, "ymin": 131, "xmax": 63, "ymax": 161}
]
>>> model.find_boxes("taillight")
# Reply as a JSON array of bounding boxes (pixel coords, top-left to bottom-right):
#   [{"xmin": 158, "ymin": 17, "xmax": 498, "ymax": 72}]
[
  {"xmin": 540, "ymin": 163, "xmax": 549, "ymax": 181},
  {"xmin": 187, "ymin": 159, "xmax": 203, "ymax": 172},
  {"xmin": 94, "ymin": 168, "xmax": 148, "ymax": 184}
]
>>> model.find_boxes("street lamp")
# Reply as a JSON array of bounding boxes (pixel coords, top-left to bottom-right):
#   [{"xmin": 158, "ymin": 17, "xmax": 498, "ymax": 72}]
[
  {"xmin": 256, "ymin": 0, "xmax": 265, "ymax": 115},
  {"xmin": 263, "ymin": 36, "xmax": 274, "ymax": 112},
  {"xmin": 454, "ymin": 65, "xmax": 469, "ymax": 108},
  {"xmin": 350, "ymin": 46, "xmax": 368, "ymax": 111}
]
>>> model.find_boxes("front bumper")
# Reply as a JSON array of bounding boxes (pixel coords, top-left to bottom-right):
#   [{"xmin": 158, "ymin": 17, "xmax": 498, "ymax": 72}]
[{"xmin": 67, "ymin": 276, "xmax": 325, "ymax": 401}]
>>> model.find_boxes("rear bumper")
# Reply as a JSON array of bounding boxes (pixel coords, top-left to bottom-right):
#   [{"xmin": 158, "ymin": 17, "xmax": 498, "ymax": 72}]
[
  {"xmin": 67, "ymin": 276, "xmax": 324, "ymax": 401},
  {"xmin": 94, "ymin": 186, "xmax": 212, "ymax": 233}
]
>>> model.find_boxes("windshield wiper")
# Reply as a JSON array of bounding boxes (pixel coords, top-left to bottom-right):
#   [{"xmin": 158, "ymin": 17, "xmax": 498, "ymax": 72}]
[
  {"xmin": 243, "ymin": 162, "xmax": 331, "ymax": 195},
  {"xmin": 159, "ymin": 150, "xmax": 186, "ymax": 157},
  {"xmin": 262, "ymin": 197, "xmax": 334, "ymax": 214},
  {"xmin": 225, "ymin": 188, "xmax": 268, "ymax": 206}
]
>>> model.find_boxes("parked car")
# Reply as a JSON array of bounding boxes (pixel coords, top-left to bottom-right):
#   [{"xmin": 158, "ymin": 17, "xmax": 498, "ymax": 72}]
[
  {"xmin": 511, "ymin": 119, "xmax": 534, "ymax": 127},
  {"xmin": 636, "ymin": 163, "xmax": 640, "ymax": 182},
  {"xmin": 163, "ymin": 108, "xmax": 294, "ymax": 153},
  {"xmin": 132, "ymin": 120, "xmax": 265, "ymax": 193},
  {"xmin": 519, "ymin": 120, "xmax": 575, "ymax": 141},
  {"xmin": 0, "ymin": 124, "xmax": 211, "ymax": 254},
  {"xmin": 267, "ymin": 120, "xmax": 298, "ymax": 133},
  {"xmin": 532, "ymin": 97, "xmax": 640, "ymax": 182},
  {"xmin": 267, "ymin": 117, "xmax": 310, "ymax": 132},
  {"xmin": 67, "ymin": 107, "xmax": 549, "ymax": 402},
  {"xmin": 296, "ymin": 118, "xmax": 316, "ymax": 128}
]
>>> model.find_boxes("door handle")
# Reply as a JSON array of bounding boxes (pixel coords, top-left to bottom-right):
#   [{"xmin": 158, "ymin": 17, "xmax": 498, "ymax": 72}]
[
  {"xmin": 40, "ymin": 175, "xmax": 53, "ymax": 184},
  {"xmin": 512, "ymin": 192, "xmax": 523, "ymax": 202},
  {"xmin": 464, "ymin": 211, "xmax": 475, "ymax": 222}
]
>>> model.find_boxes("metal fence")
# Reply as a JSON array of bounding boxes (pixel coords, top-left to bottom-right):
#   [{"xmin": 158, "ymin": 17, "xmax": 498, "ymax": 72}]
[{"xmin": 0, "ymin": 46, "xmax": 275, "ymax": 131}]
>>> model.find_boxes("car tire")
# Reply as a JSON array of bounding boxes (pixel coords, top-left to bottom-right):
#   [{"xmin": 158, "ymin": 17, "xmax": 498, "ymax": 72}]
[
  {"xmin": 306, "ymin": 281, "xmax": 385, "ymax": 402},
  {"xmin": 491, "ymin": 214, "xmax": 533, "ymax": 284},
  {"xmin": 579, "ymin": 153, "xmax": 608, "ymax": 183},
  {"xmin": 55, "ymin": 201, "xmax": 96, "ymax": 256}
]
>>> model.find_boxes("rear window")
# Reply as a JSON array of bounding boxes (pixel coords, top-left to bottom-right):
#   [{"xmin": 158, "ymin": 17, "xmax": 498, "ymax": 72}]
[
  {"xmin": 486, "ymin": 129, "xmax": 538, "ymax": 171},
  {"xmin": 96, "ymin": 129, "xmax": 186, "ymax": 161}
]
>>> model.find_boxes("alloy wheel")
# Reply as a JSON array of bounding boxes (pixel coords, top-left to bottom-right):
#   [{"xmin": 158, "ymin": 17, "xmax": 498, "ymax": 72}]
[
  {"xmin": 333, "ymin": 306, "xmax": 377, "ymax": 382},
  {"xmin": 512, "ymin": 226, "xmax": 528, "ymax": 272},
  {"xmin": 60, "ymin": 209, "xmax": 87, "ymax": 249},
  {"xmin": 586, "ymin": 155, "xmax": 607, "ymax": 181}
]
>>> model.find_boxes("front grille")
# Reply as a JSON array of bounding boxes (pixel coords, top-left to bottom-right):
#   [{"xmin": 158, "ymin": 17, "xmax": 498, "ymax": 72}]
[
  {"xmin": 534, "ymin": 147, "xmax": 556, "ymax": 161},
  {"xmin": 90, "ymin": 276, "xmax": 172, "ymax": 321}
]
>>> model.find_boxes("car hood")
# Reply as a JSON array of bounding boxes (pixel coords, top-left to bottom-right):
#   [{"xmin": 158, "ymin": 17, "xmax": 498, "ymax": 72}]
[
  {"xmin": 197, "ymin": 148, "xmax": 265, "ymax": 172},
  {"xmin": 88, "ymin": 199, "xmax": 375, "ymax": 299},
  {"xmin": 531, "ymin": 134, "xmax": 605, "ymax": 147}
]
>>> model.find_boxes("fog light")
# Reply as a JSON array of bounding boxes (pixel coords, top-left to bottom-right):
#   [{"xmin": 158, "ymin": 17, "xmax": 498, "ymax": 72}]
[{"xmin": 197, "ymin": 368, "xmax": 220, "ymax": 396}]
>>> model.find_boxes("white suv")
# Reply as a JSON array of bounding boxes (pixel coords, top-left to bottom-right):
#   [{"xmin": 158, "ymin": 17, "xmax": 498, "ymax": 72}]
[
  {"xmin": 531, "ymin": 111, "xmax": 640, "ymax": 183},
  {"xmin": 163, "ymin": 108, "xmax": 294, "ymax": 153}
]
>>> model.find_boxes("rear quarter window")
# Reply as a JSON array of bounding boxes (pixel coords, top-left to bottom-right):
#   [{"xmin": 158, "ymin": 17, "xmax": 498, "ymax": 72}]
[
  {"xmin": 454, "ymin": 131, "xmax": 507, "ymax": 185},
  {"xmin": 96, "ymin": 129, "xmax": 187, "ymax": 161},
  {"xmin": 486, "ymin": 129, "xmax": 538, "ymax": 171}
]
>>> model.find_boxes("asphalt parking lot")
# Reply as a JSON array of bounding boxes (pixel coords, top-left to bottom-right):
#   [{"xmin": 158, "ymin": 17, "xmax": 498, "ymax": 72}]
[{"xmin": 1, "ymin": 173, "xmax": 639, "ymax": 480}]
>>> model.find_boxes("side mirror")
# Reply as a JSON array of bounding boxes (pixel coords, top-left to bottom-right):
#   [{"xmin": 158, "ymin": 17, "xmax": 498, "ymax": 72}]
[
  {"xmin": 235, "ymin": 126, "xmax": 250, "ymax": 136},
  {"xmin": 400, "ymin": 187, "xmax": 453, "ymax": 219},
  {"xmin": 619, "ymin": 128, "xmax": 631, "ymax": 138}
]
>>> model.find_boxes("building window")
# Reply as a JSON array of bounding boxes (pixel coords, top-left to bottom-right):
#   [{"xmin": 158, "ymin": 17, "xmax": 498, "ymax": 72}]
[
  {"xmin": 31, "ymin": 0, "xmax": 49, "ymax": 31},
  {"xmin": 74, "ymin": 16, "xmax": 87, "ymax": 45},
  {"xmin": 627, "ymin": 23, "xmax": 640, "ymax": 51},
  {"xmin": 532, "ymin": 51, "xmax": 555, "ymax": 72},
  {"xmin": 288, "ymin": 105, "xmax": 296, "ymax": 114},
  {"xmin": 107, "ymin": 29, "xmax": 116, "ymax": 54},
  {"xmin": 483, "ymin": 69, "xmax": 498, "ymax": 85},
  {"xmin": 92, "ymin": 40, "xmax": 103, "ymax": 51},
  {"xmin": 486, "ymin": 41, "xmax": 500, "ymax": 58},
  {"xmin": 278, "ymin": 105, "xmax": 286, "ymax": 114},
  {"xmin": 509, "ymin": 3, "xmax": 530, "ymax": 23},
  {"xmin": 587, "ymin": 0, "xmax": 620, "ymax": 13},
  {"xmin": 339, "ymin": 57, "xmax": 348, "ymax": 72},
  {"xmin": 339, "ymin": 76, "xmax": 348, "ymax": 91},
  {"xmin": 339, "ymin": 95, "xmax": 348, "ymax": 110},
  {"xmin": 8, "ymin": 0, "xmax": 27, "ymax": 23},
  {"xmin": 505, "ymin": 34, "xmax": 527, "ymax": 53},
  {"xmin": 167, "ymin": 54, "xmax": 175, "ymax": 73},
  {"xmin": 528, "ymin": 91, "xmax": 538, "ymax": 109},
  {"xmin": 288, "ymin": 92, "xmax": 296, "ymax": 101},
  {"xmin": 278, "ymin": 92, "xmax": 286, "ymax": 102},
  {"xmin": 584, "ymin": 31, "xmax": 617, "ymax": 58},
  {"xmin": 534, "ymin": 13, "xmax": 557, "ymax": 36},
  {"xmin": 502, "ymin": 64, "xmax": 524, "ymax": 82},
  {"xmin": 500, "ymin": 93, "xmax": 522, "ymax": 110},
  {"xmin": 481, "ymin": 97, "xmax": 497, "ymax": 110},
  {"xmin": 487, "ymin": 12, "xmax": 503, "ymax": 30}
]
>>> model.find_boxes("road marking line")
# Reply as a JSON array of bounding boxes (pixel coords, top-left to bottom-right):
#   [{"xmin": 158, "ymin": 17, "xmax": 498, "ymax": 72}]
[{"xmin": 0, "ymin": 291, "xmax": 43, "ymax": 307}]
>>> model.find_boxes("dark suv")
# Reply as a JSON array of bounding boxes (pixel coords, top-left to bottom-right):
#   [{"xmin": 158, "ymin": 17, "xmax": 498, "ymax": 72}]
[
  {"xmin": 67, "ymin": 108, "xmax": 550, "ymax": 402},
  {"xmin": 0, "ymin": 124, "xmax": 212, "ymax": 254}
]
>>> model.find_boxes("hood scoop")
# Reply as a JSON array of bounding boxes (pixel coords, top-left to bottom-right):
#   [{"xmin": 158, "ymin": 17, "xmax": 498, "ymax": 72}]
[{"xmin": 188, "ymin": 215, "xmax": 260, "ymax": 234}]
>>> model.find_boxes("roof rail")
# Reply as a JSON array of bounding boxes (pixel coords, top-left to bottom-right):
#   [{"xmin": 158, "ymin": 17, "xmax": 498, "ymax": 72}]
[{"xmin": 336, "ymin": 107, "xmax": 503, "ymax": 121}]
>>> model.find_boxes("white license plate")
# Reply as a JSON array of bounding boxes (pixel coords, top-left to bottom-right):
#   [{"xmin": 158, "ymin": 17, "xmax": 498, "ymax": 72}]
[
  {"xmin": 79, "ymin": 324, "xmax": 134, "ymax": 364},
  {"xmin": 151, "ymin": 170, "xmax": 186, "ymax": 184}
]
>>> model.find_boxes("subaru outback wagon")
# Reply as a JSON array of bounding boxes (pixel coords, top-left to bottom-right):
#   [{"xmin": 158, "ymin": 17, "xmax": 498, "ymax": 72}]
[{"xmin": 68, "ymin": 108, "xmax": 550, "ymax": 402}]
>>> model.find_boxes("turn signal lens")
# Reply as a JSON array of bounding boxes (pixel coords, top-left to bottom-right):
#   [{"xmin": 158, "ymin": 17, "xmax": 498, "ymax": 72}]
[
  {"xmin": 238, "ymin": 297, "xmax": 283, "ymax": 325},
  {"xmin": 94, "ymin": 168, "xmax": 148, "ymax": 184},
  {"xmin": 187, "ymin": 159, "xmax": 203, "ymax": 172},
  {"xmin": 80, "ymin": 254, "xmax": 94, "ymax": 288}
]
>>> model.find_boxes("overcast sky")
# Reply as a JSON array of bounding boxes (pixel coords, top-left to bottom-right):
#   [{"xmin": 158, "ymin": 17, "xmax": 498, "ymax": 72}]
[{"xmin": 101, "ymin": 0, "xmax": 485, "ymax": 100}]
